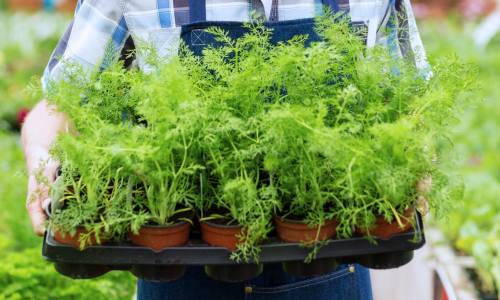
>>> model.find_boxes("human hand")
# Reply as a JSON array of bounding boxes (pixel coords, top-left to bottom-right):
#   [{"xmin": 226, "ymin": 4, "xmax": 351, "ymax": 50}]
[
  {"xmin": 22, "ymin": 99, "xmax": 66, "ymax": 237},
  {"xmin": 417, "ymin": 177, "xmax": 432, "ymax": 214},
  {"xmin": 25, "ymin": 148, "xmax": 60, "ymax": 236}
]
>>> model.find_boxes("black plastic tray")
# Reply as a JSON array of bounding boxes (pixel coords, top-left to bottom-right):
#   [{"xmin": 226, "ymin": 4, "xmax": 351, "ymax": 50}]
[{"xmin": 42, "ymin": 212, "xmax": 425, "ymax": 282}]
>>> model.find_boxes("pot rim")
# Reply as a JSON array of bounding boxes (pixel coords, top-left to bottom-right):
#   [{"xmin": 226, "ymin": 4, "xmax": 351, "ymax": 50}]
[
  {"xmin": 271, "ymin": 212, "xmax": 338, "ymax": 226},
  {"xmin": 373, "ymin": 199, "xmax": 418, "ymax": 217},
  {"xmin": 46, "ymin": 203, "xmax": 53, "ymax": 219},
  {"xmin": 272, "ymin": 212, "xmax": 309, "ymax": 224},
  {"xmin": 197, "ymin": 212, "xmax": 244, "ymax": 229},
  {"xmin": 271, "ymin": 211, "xmax": 339, "ymax": 225},
  {"xmin": 55, "ymin": 166, "xmax": 63, "ymax": 179},
  {"xmin": 46, "ymin": 202, "xmax": 102, "ymax": 229},
  {"xmin": 141, "ymin": 209, "xmax": 196, "ymax": 229}
]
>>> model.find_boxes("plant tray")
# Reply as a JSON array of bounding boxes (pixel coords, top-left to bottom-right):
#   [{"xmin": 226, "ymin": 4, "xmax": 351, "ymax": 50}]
[{"xmin": 42, "ymin": 212, "xmax": 426, "ymax": 282}]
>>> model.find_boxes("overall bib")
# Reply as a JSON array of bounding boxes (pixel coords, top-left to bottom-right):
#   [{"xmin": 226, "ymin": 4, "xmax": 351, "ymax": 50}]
[{"xmin": 138, "ymin": 1, "xmax": 373, "ymax": 299}]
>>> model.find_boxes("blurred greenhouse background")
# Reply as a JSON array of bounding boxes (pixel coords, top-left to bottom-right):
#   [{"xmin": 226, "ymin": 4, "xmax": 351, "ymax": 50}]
[
  {"xmin": 0, "ymin": 3, "xmax": 137, "ymax": 299},
  {"xmin": 1, "ymin": 0, "xmax": 500, "ymax": 299}
]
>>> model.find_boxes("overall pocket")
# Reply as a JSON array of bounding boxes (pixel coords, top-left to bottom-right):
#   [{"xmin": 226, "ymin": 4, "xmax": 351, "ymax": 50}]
[{"xmin": 244, "ymin": 264, "xmax": 357, "ymax": 300}]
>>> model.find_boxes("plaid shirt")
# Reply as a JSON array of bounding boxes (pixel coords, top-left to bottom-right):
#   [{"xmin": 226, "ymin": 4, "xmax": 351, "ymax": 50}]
[{"xmin": 42, "ymin": 0, "xmax": 428, "ymax": 89}]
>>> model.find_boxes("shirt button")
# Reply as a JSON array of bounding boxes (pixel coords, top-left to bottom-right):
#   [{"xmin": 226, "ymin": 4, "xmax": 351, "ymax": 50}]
[
  {"xmin": 349, "ymin": 266, "xmax": 355, "ymax": 273},
  {"xmin": 245, "ymin": 287, "xmax": 253, "ymax": 293}
]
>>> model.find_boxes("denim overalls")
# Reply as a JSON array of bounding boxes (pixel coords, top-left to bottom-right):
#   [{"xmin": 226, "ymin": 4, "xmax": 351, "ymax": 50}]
[{"xmin": 138, "ymin": 1, "xmax": 373, "ymax": 299}]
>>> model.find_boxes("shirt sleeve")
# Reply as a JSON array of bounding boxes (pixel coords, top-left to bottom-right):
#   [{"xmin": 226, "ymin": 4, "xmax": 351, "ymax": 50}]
[
  {"xmin": 394, "ymin": 0, "xmax": 430, "ymax": 72},
  {"xmin": 42, "ymin": 0, "xmax": 129, "ymax": 91}
]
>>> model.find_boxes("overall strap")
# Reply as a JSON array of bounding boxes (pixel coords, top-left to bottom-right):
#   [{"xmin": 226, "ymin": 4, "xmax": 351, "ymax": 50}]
[
  {"xmin": 189, "ymin": 0, "xmax": 207, "ymax": 23},
  {"xmin": 322, "ymin": 0, "xmax": 340, "ymax": 13},
  {"xmin": 188, "ymin": 0, "xmax": 341, "ymax": 23}
]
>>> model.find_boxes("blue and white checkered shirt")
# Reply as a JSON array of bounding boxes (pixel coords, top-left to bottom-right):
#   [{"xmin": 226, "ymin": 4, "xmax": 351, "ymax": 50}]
[{"xmin": 42, "ymin": 0, "xmax": 428, "ymax": 89}]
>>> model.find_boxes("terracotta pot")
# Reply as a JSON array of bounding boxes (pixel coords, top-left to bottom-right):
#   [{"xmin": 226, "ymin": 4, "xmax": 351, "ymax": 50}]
[
  {"xmin": 46, "ymin": 204, "xmax": 107, "ymax": 248},
  {"xmin": 199, "ymin": 220, "xmax": 243, "ymax": 251},
  {"xmin": 53, "ymin": 225, "xmax": 107, "ymax": 248},
  {"xmin": 128, "ymin": 221, "xmax": 191, "ymax": 251},
  {"xmin": 354, "ymin": 204, "xmax": 416, "ymax": 239},
  {"xmin": 274, "ymin": 215, "xmax": 338, "ymax": 243}
]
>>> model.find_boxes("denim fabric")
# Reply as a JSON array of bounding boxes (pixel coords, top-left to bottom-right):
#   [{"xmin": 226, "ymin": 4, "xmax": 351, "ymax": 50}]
[
  {"xmin": 181, "ymin": 16, "xmax": 350, "ymax": 59},
  {"xmin": 137, "ymin": 263, "xmax": 373, "ymax": 300},
  {"xmin": 181, "ymin": 0, "xmax": 345, "ymax": 57},
  {"xmin": 144, "ymin": 3, "xmax": 373, "ymax": 300}
]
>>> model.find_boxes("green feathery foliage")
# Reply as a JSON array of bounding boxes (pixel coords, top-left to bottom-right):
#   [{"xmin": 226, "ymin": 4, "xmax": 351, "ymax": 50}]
[{"xmin": 26, "ymin": 9, "xmax": 480, "ymax": 261}]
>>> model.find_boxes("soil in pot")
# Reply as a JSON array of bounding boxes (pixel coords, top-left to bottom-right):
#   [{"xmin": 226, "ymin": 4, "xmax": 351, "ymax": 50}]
[
  {"xmin": 354, "ymin": 202, "xmax": 416, "ymax": 239},
  {"xmin": 199, "ymin": 206, "xmax": 244, "ymax": 251},
  {"xmin": 47, "ymin": 203, "xmax": 108, "ymax": 248},
  {"xmin": 273, "ymin": 207, "xmax": 339, "ymax": 244},
  {"xmin": 127, "ymin": 206, "xmax": 194, "ymax": 251}
]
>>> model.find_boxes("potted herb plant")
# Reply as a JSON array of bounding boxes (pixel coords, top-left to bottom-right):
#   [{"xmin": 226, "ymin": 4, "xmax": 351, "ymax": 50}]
[
  {"xmin": 123, "ymin": 59, "xmax": 205, "ymax": 251},
  {"xmin": 316, "ymin": 29, "xmax": 480, "ymax": 240},
  {"xmin": 24, "ymin": 9, "xmax": 480, "ymax": 276},
  {"xmin": 26, "ymin": 55, "xmax": 140, "ymax": 248}
]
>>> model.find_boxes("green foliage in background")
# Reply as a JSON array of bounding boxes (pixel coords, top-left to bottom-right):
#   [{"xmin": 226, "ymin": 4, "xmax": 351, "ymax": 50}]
[
  {"xmin": 0, "ymin": 131, "xmax": 137, "ymax": 299},
  {"xmin": 420, "ymin": 18, "xmax": 500, "ymax": 295},
  {"xmin": 0, "ymin": 248, "xmax": 135, "ymax": 300},
  {"xmin": 27, "ymin": 10, "xmax": 478, "ymax": 264},
  {"xmin": 0, "ymin": 133, "xmax": 40, "ymax": 250},
  {"xmin": 0, "ymin": 12, "xmax": 69, "ymax": 131},
  {"xmin": 0, "ymin": 132, "xmax": 137, "ymax": 299},
  {"xmin": 0, "ymin": 12, "xmax": 136, "ymax": 299}
]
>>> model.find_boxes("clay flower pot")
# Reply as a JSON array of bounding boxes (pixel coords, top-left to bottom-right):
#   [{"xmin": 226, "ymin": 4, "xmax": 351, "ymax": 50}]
[
  {"xmin": 199, "ymin": 220, "xmax": 244, "ymax": 251},
  {"xmin": 273, "ymin": 214, "xmax": 339, "ymax": 243},
  {"xmin": 46, "ymin": 204, "xmax": 107, "ymax": 248},
  {"xmin": 354, "ymin": 203, "xmax": 417, "ymax": 239},
  {"xmin": 128, "ymin": 221, "xmax": 191, "ymax": 251},
  {"xmin": 53, "ymin": 226, "xmax": 107, "ymax": 248}
]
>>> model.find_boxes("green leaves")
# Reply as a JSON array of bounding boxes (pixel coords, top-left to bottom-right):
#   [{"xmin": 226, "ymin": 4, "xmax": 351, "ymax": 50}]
[
  {"xmin": 31, "ymin": 10, "xmax": 479, "ymax": 261},
  {"xmin": 0, "ymin": 248, "xmax": 136, "ymax": 300}
]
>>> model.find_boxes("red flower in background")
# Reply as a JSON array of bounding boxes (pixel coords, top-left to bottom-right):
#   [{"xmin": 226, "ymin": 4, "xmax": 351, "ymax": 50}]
[
  {"xmin": 16, "ymin": 107, "xmax": 30, "ymax": 125},
  {"xmin": 412, "ymin": 3, "xmax": 430, "ymax": 19},
  {"xmin": 459, "ymin": 0, "xmax": 496, "ymax": 19},
  {"xmin": 411, "ymin": 0, "xmax": 497, "ymax": 19}
]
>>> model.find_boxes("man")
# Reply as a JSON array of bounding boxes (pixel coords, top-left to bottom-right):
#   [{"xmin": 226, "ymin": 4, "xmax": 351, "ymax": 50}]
[{"xmin": 23, "ymin": 1, "xmax": 427, "ymax": 299}]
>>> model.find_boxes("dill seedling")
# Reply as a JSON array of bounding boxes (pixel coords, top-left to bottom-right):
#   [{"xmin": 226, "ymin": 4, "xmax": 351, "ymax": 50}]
[{"xmin": 26, "ymin": 9, "xmax": 480, "ymax": 260}]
